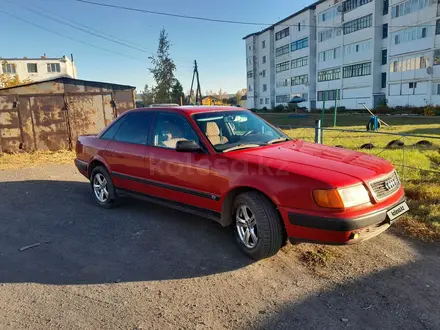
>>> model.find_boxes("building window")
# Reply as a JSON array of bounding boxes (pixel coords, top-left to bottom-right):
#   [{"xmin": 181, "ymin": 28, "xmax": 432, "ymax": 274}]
[
  {"xmin": 47, "ymin": 63, "xmax": 61, "ymax": 73},
  {"xmin": 392, "ymin": 26, "xmax": 430, "ymax": 45},
  {"xmin": 317, "ymin": 90, "xmax": 340, "ymax": 101},
  {"xmin": 343, "ymin": 0, "xmax": 372, "ymax": 13},
  {"xmin": 434, "ymin": 49, "xmax": 440, "ymax": 65},
  {"xmin": 276, "ymin": 44, "xmax": 289, "ymax": 57},
  {"xmin": 318, "ymin": 6, "xmax": 341, "ymax": 23},
  {"xmin": 391, "ymin": 0, "xmax": 430, "ymax": 19},
  {"xmin": 275, "ymin": 27, "xmax": 289, "ymax": 41},
  {"xmin": 342, "ymin": 62, "xmax": 372, "ymax": 78},
  {"xmin": 318, "ymin": 28, "xmax": 342, "ymax": 43},
  {"xmin": 262, "ymin": 69, "xmax": 266, "ymax": 77},
  {"xmin": 319, "ymin": 47, "xmax": 342, "ymax": 62},
  {"xmin": 382, "ymin": 49, "xmax": 388, "ymax": 65},
  {"xmin": 276, "ymin": 95, "xmax": 289, "ymax": 103},
  {"xmin": 291, "ymin": 74, "xmax": 308, "ymax": 86},
  {"xmin": 260, "ymin": 98, "xmax": 264, "ymax": 105},
  {"xmin": 291, "ymin": 56, "xmax": 308, "ymax": 69},
  {"xmin": 298, "ymin": 23, "xmax": 301, "ymax": 32},
  {"xmin": 248, "ymin": 85, "xmax": 253, "ymax": 92},
  {"xmin": 383, "ymin": 24, "xmax": 388, "ymax": 38},
  {"xmin": 247, "ymin": 71, "xmax": 253, "ymax": 78},
  {"xmin": 343, "ymin": 14, "xmax": 372, "ymax": 35},
  {"xmin": 262, "ymin": 84, "xmax": 267, "ymax": 92},
  {"xmin": 27, "ymin": 63, "xmax": 38, "ymax": 73},
  {"xmin": 1, "ymin": 63, "xmax": 16, "ymax": 74},
  {"xmin": 318, "ymin": 68, "xmax": 341, "ymax": 82},
  {"xmin": 390, "ymin": 54, "xmax": 430, "ymax": 72},
  {"xmin": 248, "ymin": 45, "xmax": 251, "ymax": 51},
  {"xmin": 383, "ymin": 0, "xmax": 389, "ymax": 15},
  {"xmin": 381, "ymin": 72, "xmax": 387, "ymax": 88},
  {"xmin": 276, "ymin": 61, "xmax": 290, "ymax": 73},
  {"xmin": 276, "ymin": 78, "xmax": 289, "ymax": 87},
  {"xmin": 262, "ymin": 56, "xmax": 266, "ymax": 64},
  {"xmin": 436, "ymin": 20, "xmax": 440, "ymax": 35},
  {"xmin": 262, "ymin": 40, "xmax": 266, "ymax": 49},
  {"xmin": 291, "ymin": 38, "xmax": 308, "ymax": 52},
  {"xmin": 409, "ymin": 82, "xmax": 417, "ymax": 89},
  {"xmin": 265, "ymin": 98, "xmax": 269, "ymax": 104}
]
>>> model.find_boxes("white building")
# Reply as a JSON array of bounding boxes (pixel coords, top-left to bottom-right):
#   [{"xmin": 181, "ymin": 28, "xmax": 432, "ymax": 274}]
[
  {"xmin": 244, "ymin": 0, "xmax": 440, "ymax": 110},
  {"xmin": 1, "ymin": 55, "xmax": 77, "ymax": 83}
]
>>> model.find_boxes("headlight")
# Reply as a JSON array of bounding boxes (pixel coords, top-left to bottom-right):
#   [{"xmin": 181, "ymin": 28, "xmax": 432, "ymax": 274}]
[{"xmin": 313, "ymin": 185, "xmax": 371, "ymax": 209}]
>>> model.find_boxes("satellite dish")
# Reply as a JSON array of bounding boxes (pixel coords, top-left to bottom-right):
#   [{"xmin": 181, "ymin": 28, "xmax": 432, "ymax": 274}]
[{"xmin": 427, "ymin": 66, "xmax": 433, "ymax": 74}]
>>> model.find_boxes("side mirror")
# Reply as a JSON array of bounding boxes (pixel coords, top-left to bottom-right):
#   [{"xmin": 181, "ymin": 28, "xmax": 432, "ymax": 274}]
[{"xmin": 176, "ymin": 140, "xmax": 201, "ymax": 152}]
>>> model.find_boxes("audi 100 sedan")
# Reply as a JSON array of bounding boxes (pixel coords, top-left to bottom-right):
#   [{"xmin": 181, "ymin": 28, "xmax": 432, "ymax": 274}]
[{"xmin": 75, "ymin": 106, "xmax": 408, "ymax": 260}]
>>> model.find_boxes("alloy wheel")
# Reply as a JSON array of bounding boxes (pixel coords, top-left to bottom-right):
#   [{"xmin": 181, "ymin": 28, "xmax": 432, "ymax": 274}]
[{"xmin": 236, "ymin": 204, "xmax": 259, "ymax": 249}]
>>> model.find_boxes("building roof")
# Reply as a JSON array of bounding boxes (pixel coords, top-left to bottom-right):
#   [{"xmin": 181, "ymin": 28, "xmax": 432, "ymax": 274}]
[
  {"xmin": 1, "ymin": 57, "xmax": 65, "ymax": 61},
  {"xmin": 0, "ymin": 77, "xmax": 135, "ymax": 92},
  {"xmin": 242, "ymin": 0, "xmax": 325, "ymax": 40}
]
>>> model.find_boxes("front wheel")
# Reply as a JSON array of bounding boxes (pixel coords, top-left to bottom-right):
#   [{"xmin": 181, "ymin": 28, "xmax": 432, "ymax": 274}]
[
  {"xmin": 233, "ymin": 192, "xmax": 284, "ymax": 260},
  {"xmin": 90, "ymin": 166, "xmax": 118, "ymax": 208}
]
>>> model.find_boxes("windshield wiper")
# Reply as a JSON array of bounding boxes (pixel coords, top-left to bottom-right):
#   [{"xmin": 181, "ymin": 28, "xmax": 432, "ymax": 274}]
[
  {"xmin": 222, "ymin": 144, "xmax": 261, "ymax": 153},
  {"xmin": 266, "ymin": 137, "xmax": 289, "ymax": 145}
]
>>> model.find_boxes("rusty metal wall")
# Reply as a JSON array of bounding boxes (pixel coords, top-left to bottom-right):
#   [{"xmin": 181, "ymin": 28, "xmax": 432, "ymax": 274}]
[{"xmin": 0, "ymin": 80, "xmax": 135, "ymax": 152}]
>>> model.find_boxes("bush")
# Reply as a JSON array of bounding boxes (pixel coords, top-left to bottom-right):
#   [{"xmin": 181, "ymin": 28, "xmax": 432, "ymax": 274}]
[
  {"xmin": 424, "ymin": 106, "xmax": 436, "ymax": 116},
  {"xmin": 273, "ymin": 104, "xmax": 286, "ymax": 112}
]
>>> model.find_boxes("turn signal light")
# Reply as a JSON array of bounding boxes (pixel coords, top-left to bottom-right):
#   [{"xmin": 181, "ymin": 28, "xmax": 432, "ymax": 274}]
[{"xmin": 313, "ymin": 189, "xmax": 344, "ymax": 209}]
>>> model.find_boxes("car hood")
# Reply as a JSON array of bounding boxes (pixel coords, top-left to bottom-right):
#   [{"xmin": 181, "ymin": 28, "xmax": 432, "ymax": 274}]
[{"xmin": 230, "ymin": 140, "xmax": 394, "ymax": 183}]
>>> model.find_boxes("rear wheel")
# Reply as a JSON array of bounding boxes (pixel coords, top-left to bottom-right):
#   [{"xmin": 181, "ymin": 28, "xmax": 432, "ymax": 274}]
[
  {"xmin": 233, "ymin": 192, "xmax": 284, "ymax": 260},
  {"xmin": 90, "ymin": 166, "xmax": 118, "ymax": 208}
]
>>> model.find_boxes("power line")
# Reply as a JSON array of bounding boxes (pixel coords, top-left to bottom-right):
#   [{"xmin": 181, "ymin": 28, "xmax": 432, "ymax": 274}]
[
  {"xmin": 70, "ymin": 0, "xmax": 440, "ymax": 29},
  {"xmin": 0, "ymin": 8, "xmax": 146, "ymax": 62},
  {"xmin": 11, "ymin": 0, "xmax": 194, "ymax": 66}
]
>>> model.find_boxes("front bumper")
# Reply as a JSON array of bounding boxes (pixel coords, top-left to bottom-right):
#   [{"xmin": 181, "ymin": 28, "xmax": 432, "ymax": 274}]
[{"xmin": 282, "ymin": 196, "xmax": 406, "ymax": 245}]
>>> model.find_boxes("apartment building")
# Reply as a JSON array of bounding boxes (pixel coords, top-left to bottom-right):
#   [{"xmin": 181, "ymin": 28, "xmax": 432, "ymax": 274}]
[
  {"xmin": 1, "ymin": 55, "xmax": 77, "ymax": 83},
  {"xmin": 245, "ymin": 5, "xmax": 317, "ymax": 110},
  {"xmin": 244, "ymin": 0, "xmax": 440, "ymax": 109}
]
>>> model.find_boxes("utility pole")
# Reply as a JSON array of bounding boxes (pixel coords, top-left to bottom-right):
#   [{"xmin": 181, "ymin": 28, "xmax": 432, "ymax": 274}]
[{"xmin": 189, "ymin": 60, "xmax": 202, "ymax": 105}]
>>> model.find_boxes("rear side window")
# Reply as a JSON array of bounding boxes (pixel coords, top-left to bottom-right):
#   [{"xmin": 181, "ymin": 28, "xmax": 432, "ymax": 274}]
[
  {"xmin": 101, "ymin": 116, "xmax": 126, "ymax": 140},
  {"xmin": 114, "ymin": 112, "xmax": 153, "ymax": 145}
]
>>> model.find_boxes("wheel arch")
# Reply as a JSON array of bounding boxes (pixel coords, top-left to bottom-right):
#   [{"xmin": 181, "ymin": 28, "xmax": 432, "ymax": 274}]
[
  {"xmin": 87, "ymin": 157, "xmax": 110, "ymax": 179},
  {"xmin": 220, "ymin": 186, "xmax": 280, "ymax": 226}
]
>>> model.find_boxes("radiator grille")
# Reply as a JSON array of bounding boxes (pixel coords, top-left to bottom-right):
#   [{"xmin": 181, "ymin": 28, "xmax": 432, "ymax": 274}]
[{"xmin": 369, "ymin": 171, "xmax": 400, "ymax": 200}]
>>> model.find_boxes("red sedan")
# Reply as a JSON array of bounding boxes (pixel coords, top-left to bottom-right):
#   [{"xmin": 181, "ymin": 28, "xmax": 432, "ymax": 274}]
[{"xmin": 75, "ymin": 106, "xmax": 408, "ymax": 260}]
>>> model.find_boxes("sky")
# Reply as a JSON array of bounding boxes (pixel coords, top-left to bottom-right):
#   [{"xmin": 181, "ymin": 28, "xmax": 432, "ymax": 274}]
[{"xmin": 0, "ymin": 0, "xmax": 311, "ymax": 95}]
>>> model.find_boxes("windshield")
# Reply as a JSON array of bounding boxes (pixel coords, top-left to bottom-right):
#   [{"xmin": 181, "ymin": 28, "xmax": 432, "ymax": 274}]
[{"xmin": 193, "ymin": 110, "xmax": 289, "ymax": 152}]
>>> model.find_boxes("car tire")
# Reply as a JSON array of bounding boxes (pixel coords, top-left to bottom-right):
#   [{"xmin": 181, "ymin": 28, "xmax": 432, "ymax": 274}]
[
  {"xmin": 233, "ymin": 191, "xmax": 284, "ymax": 260},
  {"xmin": 90, "ymin": 166, "xmax": 118, "ymax": 208}
]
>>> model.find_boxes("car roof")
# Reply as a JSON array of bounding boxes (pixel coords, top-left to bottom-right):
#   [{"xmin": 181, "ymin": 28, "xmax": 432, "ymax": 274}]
[{"xmin": 126, "ymin": 106, "xmax": 248, "ymax": 115}]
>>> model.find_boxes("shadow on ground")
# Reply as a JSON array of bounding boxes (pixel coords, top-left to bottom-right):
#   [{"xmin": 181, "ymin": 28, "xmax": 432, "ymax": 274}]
[
  {"xmin": 0, "ymin": 180, "xmax": 251, "ymax": 285},
  {"xmin": 251, "ymin": 237, "xmax": 440, "ymax": 330}
]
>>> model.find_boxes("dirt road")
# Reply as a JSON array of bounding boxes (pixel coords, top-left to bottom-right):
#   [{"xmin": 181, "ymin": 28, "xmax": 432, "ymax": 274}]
[{"xmin": 0, "ymin": 164, "xmax": 439, "ymax": 329}]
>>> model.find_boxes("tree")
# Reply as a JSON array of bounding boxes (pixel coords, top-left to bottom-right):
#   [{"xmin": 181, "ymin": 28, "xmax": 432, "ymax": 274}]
[
  {"xmin": 170, "ymin": 80, "xmax": 184, "ymax": 105},
  {"xmin": 141, "ymin": 84, "xmax": 155, "ymax": 106},
  {"xmin": 235, "ymin": 88, "xmax": 247, "ymax": 105},
  {"xmin": 0, "ymin": 61, "xmax": 30, "ymax": 88},
  {"xmin": 149, "ymin": 29, "xmax": 176, "ymax": 103}
]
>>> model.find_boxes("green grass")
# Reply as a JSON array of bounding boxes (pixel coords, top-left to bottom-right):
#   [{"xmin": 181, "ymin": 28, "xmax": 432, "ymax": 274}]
[
  {"xmin": 260, "ymin": 113, "xmax": 440, "ymax": 241},
  {"xmin": 259, "ymin": 112, "xmax": 440, "ymax": 128}
]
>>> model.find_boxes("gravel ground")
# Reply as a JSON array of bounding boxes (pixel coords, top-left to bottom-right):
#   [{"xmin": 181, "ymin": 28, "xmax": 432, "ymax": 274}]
[{"xmin": 0, "ymin": 164, "xmax": 439, "ymax": 330}]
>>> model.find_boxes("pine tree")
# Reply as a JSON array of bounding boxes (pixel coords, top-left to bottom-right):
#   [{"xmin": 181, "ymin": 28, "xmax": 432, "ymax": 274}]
[{"xmin": 149, "ymin": 29, "xmax": 176, "ymax": 103}]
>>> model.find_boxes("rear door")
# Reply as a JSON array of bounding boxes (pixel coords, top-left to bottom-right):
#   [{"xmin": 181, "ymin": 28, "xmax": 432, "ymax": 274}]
[{"xmin": 103, "ymin": 111, "xmax": 154, "ymax": 193}]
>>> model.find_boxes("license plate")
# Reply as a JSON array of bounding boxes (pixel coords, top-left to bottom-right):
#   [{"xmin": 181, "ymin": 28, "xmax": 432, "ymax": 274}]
[{"xmin": 387, "ymin": 202, "xmax": 409, "ymax": 221}]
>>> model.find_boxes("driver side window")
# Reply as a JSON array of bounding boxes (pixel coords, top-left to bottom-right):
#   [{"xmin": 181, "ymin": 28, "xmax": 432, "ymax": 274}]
[{"xmin": 153, "ymin": 113, "xmax": 199, "ymax": 149}]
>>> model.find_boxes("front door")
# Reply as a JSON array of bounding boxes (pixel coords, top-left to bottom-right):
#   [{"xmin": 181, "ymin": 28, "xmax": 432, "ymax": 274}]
[{"xmin": 146, "ymin": 112, "xmax": 219, "ymax": 212}]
